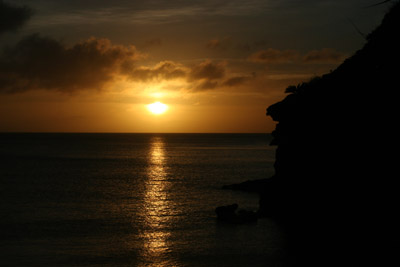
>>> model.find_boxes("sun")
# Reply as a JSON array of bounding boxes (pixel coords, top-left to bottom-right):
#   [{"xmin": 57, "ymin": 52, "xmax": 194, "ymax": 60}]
[{"xmin": 147, "ymin": 101, "xmax": 168, "ymax": 115}]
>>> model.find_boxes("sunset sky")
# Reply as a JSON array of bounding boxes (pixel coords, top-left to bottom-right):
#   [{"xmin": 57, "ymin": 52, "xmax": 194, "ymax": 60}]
[{"xmin": 0, "ymin": 0, "xmax": 390, "ymax": 133}]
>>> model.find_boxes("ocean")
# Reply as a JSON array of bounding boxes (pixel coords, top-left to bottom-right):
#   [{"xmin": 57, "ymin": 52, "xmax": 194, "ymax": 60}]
[{"xmin": 0, "ymin": 133, "xmax": 284, "ymax": 266}]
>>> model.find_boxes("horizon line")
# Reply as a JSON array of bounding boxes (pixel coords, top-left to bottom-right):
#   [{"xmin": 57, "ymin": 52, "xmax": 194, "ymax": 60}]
[{"xmin": 0, "ymin": 131, "xmax": 272, "ymax": 134}]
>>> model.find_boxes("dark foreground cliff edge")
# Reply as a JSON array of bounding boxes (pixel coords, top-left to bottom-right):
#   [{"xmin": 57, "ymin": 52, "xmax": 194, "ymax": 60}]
[{"xmin": 228, "ymin": 2, "xmax": 400, "ymax": 266}]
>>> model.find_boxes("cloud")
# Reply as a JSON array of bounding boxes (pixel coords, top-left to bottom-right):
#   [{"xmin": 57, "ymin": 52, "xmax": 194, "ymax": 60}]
[
  {"xmin": 303, "ymin": 48, "xmax": 347, "ymax": 64},
  {"xmin": 0, "ymin": 0, "xmax": 32, "ymax": 35},
  {"xmin": 143, "ymin": 38, "xmax": 162, "ymax": 48},
  {"xmin": 248, "ymin": 48, "xmax": 299, "ymax": 63},
  {"xmin": 194, "ymin": 80, "xmax": 219, "ymax": 91},
  {"xmin": 249, "ymin": 48, "xmax": 346, "ymax": 64},
  {"xmin": 222, "ymin": 75, "xmax": 253, "ymax": 87},
  {"xmin": 16, "ymin": 0, "xmax": 271, "ymax": 24},
  {"xmin": 126, "ymin": 59, "xmax": 247, "ymax": 92},
  {"xmin": 206, "ymin": 37, "xmax": 232, "ymax": 51},
  {"xmin": 188, "ymin": 60, "xmax": 225, "ymax": 81},
  {"xmin": 125, "ymin": 61, "xmax": 187, "ymax": 82},
  {"xmin": 185, "ymin": 60, "xmax": 227, "ymax": 92},
  {"xmin": 0, "ymin": 34, "xmax": 140, "ymax": 93},
  {"xmin": 0, "ymin": 37, "xmax": 236, "ymax": 94},
  {"xmin": 207, "ymin": 38, "xmax": 269, "ymax": 53}
]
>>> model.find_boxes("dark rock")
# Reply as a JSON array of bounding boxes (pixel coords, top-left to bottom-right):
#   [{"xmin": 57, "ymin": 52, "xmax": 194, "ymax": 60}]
[
  {"xmin": 221, "ymin": 179, "xmax": 268, "ymax": 193},
  {"xmin": 260, "ymin": 2, "xmax": 400, "ymax": 266},
  {"xmin": 215, "ymin": 203, "xmax": 238, "ymax": 221},
  {"xmin": 215, "ymin": 204, "xmax": 258, "ymax": 224}
]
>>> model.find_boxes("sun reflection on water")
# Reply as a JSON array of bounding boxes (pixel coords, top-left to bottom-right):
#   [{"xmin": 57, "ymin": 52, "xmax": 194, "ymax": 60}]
[{"xmin": 139, "ymin": 136, "xmax": 175, "ymax": 266}]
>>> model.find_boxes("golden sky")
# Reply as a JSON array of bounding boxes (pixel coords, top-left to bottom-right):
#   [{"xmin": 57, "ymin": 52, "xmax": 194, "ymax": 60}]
[{"xmin": 0, "ymin": 0, "xmax": 389, "ymax": 132}]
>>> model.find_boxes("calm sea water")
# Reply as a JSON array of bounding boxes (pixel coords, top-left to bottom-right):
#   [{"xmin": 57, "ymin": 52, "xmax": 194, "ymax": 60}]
[{"xmin": 0, "ymin": 133, "xmax": 284, "ymax": 266}]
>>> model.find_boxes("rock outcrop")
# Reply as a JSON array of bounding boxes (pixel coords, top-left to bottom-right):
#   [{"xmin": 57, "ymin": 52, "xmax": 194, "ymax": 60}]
[
  {"xmin": 261, "ymin": 2, "xmax": 399, "ymax": 266},
  {"xmin": 215, "ymin": 203, "xmax": 258, "ymax": 224}
]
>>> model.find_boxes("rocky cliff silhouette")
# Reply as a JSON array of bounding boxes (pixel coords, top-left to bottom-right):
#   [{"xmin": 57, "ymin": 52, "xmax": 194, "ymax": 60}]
[{"xmin": 260, "ymin": 2, "xmax": 399, "ymax": 266}]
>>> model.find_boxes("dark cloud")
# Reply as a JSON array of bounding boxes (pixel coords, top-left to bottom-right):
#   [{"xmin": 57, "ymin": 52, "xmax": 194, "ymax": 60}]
[
  {"xmin": 253, "ymin": 40, "xmax": 267, "ymax": 47},
  {"xmin": 235, "ymin": 43, "xmax": 252, "ymax": 52},
  {"xmin": 222, "ymin": 75, "xmax": 252, "ymax": 87},
  {"xmin": 303, "ymin": 48, "xmax": 347, "ymax": 63},
  {"xmin": 194, "ymin": 80, "xmax": 219, "ymax": 91},
  {"xmin": 249, "ymin": 48, "xmax": 299, "ymax": 63},
  {"xmin": 14, "ymin": 0, "xmax": 268, "ymax": 16},
  {"xmin": 126, "ymin": 59, "xmax": 251, "ymax": 92},
  {"xmin": 0, "ymin": 36, "xmax": 234, "ymax": 94},
  {"xmin": 206, "ymin": 37, "xmax": 232, "ymax": 51},
  {"xmin": 20, "ymin": 0, "xmax": 205, "ymax": 12},
  {"xmin": 207, "ymin": 38, "xmax": 268, "ymax": 52},
  {"xmin": 0, "ymin": 34, "xmax": 139, "ymax": 93},
  {"xmin": 125, "ymin": 61, "xmax": 186, "ymax": 82},
  {"xmin": 249, "ymin": 48, "xmax": 346, "ymax": 64},
  {"xmin": 0, "ymin": 0, "xmax": 32, "ymax": 35},
  {"xmin": 188, "ymin": 60, "xmax": 225, "ymax": 81},
  {"xmin": 143, "ymin": 38, "xmax": 162, "ymax": 48},
  {"xmin": 176, "ymin": 60, "xmax": 229, "ymax": 92}
]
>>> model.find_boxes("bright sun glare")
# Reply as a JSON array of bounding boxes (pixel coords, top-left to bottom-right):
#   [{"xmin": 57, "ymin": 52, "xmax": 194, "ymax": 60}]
[{"xmin": 147, "ymin": 101, "xmax": 168, "ymax": 115}]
